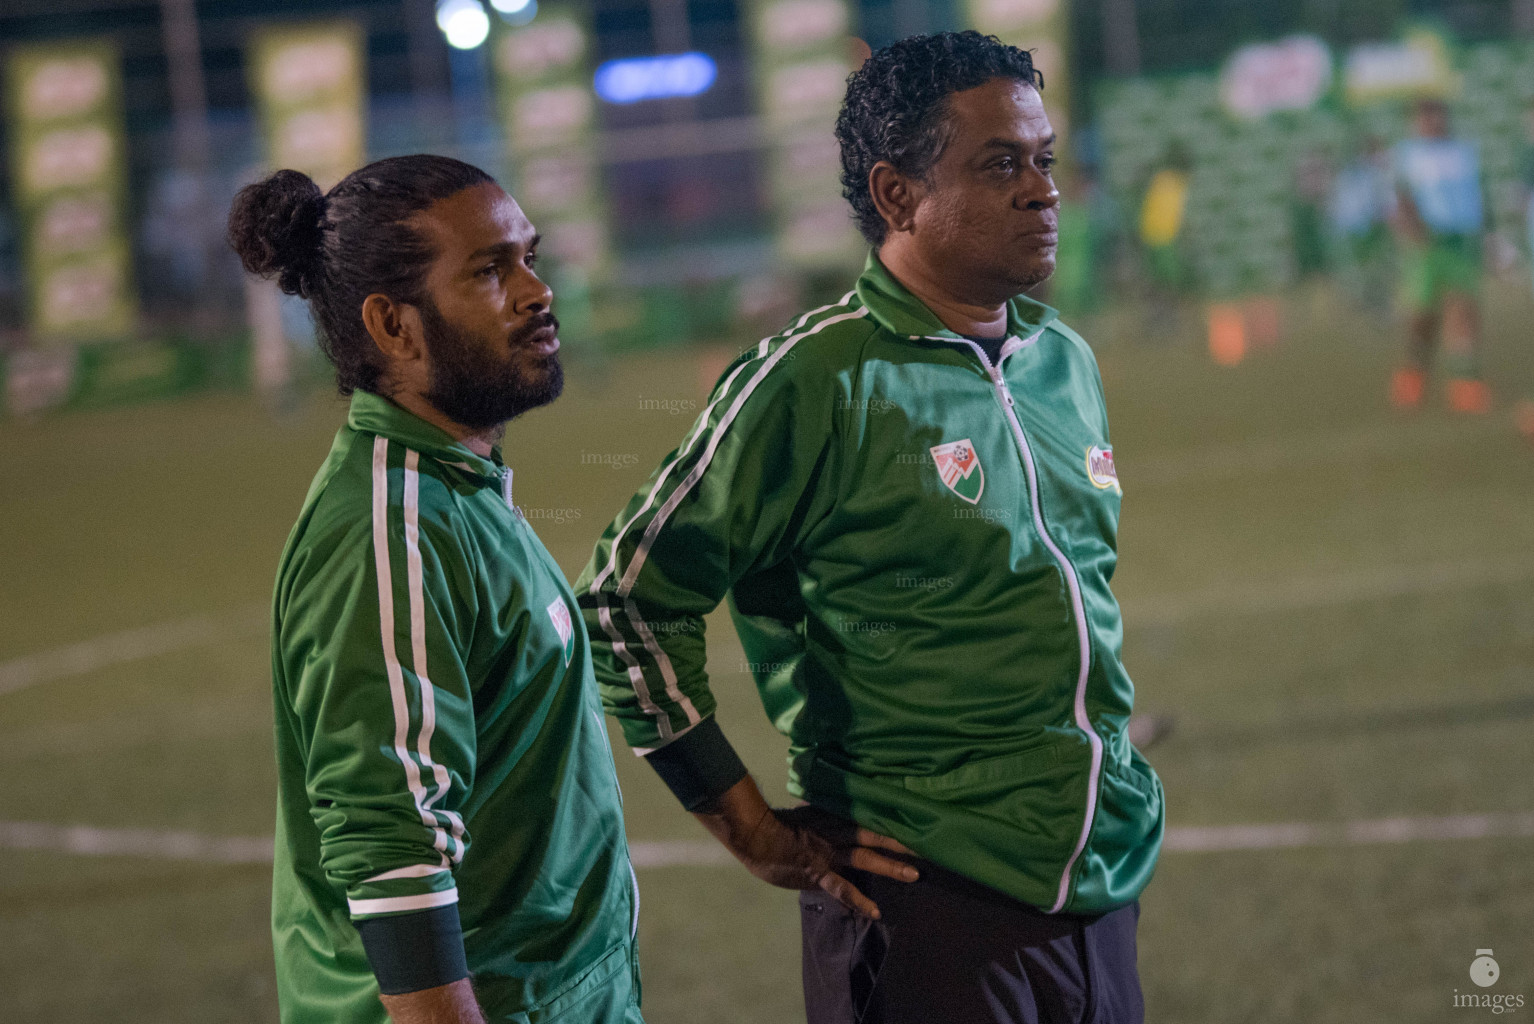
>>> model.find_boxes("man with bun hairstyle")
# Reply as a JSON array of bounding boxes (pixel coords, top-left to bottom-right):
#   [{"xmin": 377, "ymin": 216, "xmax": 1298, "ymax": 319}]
[
  {"xmin": 577, "ymin": 32, "xmax": 1159, "ymax": 1023},
  {"xmin": 230, "ymin": 156, "xmax": 641, "ymax": 1024}
]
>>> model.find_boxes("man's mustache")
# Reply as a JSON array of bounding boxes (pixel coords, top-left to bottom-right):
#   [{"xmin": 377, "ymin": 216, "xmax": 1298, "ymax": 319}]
[{"xmin": 510, "ymin": 312, "xmax": 560, "ymax": 347}]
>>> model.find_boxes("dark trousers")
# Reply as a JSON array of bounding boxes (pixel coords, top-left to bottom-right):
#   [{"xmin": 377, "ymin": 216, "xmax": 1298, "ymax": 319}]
[{"xmin": 799, "ymin": 861, "xmax": 1144, "ymax": 1024}]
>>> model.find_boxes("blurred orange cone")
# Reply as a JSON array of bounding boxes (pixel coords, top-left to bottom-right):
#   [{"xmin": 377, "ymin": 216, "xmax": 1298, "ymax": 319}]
[
  {"xmin": 1391, "ymin": 367, "xmax": 1426, "ymax": 410},
  {"xmin": 1208, "ymin": 304, "xmax": 1245, "ymax": 366},
  {"xmin": 1446, "ymin": 378, "xmax": 1491, "ymax": 415}
]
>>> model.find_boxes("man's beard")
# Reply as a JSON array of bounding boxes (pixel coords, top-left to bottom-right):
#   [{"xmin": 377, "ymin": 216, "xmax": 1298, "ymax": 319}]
[{"xmin": 419, "ymin": 300, "xmax": 564, "ymax": 431}]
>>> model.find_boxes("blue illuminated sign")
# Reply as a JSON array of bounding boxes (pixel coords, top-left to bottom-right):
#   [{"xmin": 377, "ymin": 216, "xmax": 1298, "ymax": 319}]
[{"xmin": 594, "ymin": 53, "xmax": 717, "ymax": 104}]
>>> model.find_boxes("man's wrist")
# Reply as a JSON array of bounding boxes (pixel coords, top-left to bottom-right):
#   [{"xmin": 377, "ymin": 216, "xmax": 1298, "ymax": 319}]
[
  {"xmin": 643, "ymin": 716, "xmax": 749, "ymax": 811},
  {"xmin": 690, "ymin": 775, "xmax": 778, "ymax": 853},
  {"xmin": 356, "ymin": 903, "xmax": 469, "ymax": 996}
]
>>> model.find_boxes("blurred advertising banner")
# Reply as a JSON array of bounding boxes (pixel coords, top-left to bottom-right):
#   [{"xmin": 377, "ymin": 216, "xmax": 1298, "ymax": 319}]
[
  {"xmin": 248, "ymin": 21, "xmax": 366, "ymax": 189},
  {"xmin": 1342, "ymin": 27, "xmax": 1459, "ymax": 107},
  {"xmin": 3, "ymin": 39, "xmax": 136, "ymax": 344},
  {"xmin": 492, "ymin": 6, "xmax": 611, "ymax": 276},
  {"xmin": 964, "ymin": 0, "xmax": 1070, "ymax": 156},
  {"xmin": 246, "ymin": 21, "xmax": 365, "ymax": 399},
  {"xmin": 2, "ymin": 340, "xmax": 249, "ymax": 419},
  {"xmin": 744, "ymin": 0, "xmax": 864, "ymax": 270}
]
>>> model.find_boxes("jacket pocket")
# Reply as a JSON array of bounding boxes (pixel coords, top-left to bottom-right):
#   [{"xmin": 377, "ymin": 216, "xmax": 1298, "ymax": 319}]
[
  {"xmin": 1067, "ymin": 752, "xmax": 1164, "ymax": 908},
  {"xmin": 526, "ymin": 940, "xmax": 631, "ymax": 1023},
  {"xmin": 1105, "ymin": 754, "xmax": 1158, "ymax": 801}
]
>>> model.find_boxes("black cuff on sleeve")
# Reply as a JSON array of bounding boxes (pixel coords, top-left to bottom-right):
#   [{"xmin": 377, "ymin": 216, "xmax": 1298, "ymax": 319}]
[
  {"xmin": 355, "ymin": 903, "xmax": 469, "ymax": 996},
  {"xmin": 643, "ymin": 716, "xmax": 750, "ymax": 812}
]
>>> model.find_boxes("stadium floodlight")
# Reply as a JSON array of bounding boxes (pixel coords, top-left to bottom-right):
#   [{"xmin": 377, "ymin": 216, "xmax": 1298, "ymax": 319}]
[
  {"xmin": 593, "ymin": 53, "xmax": 717, "ymax": 104},
  {"xmin": 436, "ymin": 0, "xmax": 492, "ymax": 50},
  {"xmin": 490, "ymin": 0, "xmax": 537, "ymax": 27}
]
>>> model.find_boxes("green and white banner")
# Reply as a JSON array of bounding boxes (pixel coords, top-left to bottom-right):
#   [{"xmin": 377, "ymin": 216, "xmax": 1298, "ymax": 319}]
[
  {"xmin": 1096, "ymin": 33, "xmax": 1534, "ymax": 298},
  {"xmin": 246, "ymin": 21, "xmax": 365, "ymax": 397},
  {"xmin": 4, "ymin": 39, "xmax": 135, "ymax": 343},
  {"xmin": 745, "ymin": 0, "xmax": 863, "ymax": 270},
  {"xmin": 248, "ymin": 21, "xmax": 366, "ymax": 189},
  {"xmin": 492, "ymin": 6, "xmax": 610, "ymax": 275}
]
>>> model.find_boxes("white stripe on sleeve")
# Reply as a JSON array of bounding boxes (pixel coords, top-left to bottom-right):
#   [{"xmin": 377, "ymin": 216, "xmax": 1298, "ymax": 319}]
[
  {"xmin": 347, "ymin": 887, "xmax": 459, "ymax": 917},
  {"xmin": 372, "ymin": 437, "xmax": 451, "ymax": 860},
  {"xmin": 402, "ymin": 450, "xmax": 467, "ymax": 864},
  {"xmin": 618, "ymin": 306, "xmax": 870, "ymax": 596},
  {"xmin": 591, "ymin": 297, "xmax": 864, "ymax": 738},
  {"xmin": 363, "ymin": 863, "xmax": 454, "ymax": 883}
]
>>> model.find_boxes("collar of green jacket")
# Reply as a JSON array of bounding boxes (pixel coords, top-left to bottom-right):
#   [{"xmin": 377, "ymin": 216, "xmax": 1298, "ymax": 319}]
[
  {"xmin": 854, "ymin": 250, "xmax": 1060, "ymax": 344},
  {"xmin": 346, "ymin": 389, "xmax": 506, "ymax": 483}
]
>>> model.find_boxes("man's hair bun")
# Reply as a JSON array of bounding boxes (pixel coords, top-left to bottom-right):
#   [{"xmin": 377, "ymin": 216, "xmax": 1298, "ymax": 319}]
[{"xmin": 227, "ymin": 169, "xmax": 327, "ymax": 297}]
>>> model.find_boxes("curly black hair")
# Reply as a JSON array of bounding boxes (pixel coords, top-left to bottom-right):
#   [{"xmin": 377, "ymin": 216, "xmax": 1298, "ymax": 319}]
[
  {"xmin": 228, "ymin": 155, "xmax": 494, "ymax": 396},
  {"xmin": 834, "ymin": 31, "xmax": 1043, "ymax": 246}
]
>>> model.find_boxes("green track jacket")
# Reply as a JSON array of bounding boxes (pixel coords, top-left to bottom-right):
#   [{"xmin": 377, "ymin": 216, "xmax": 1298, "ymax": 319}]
[
  {"xmin": 271, "ymin": 391, "xmax": 638, "ymax": 1023},
  {"xmin": 576, "ymin": 253, "xmax": 1163, "ymax": 916}
]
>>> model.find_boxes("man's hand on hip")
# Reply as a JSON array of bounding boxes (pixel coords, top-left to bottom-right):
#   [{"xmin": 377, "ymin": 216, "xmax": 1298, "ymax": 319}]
[{"xmin": 692, "ymin": 775, "xmax": 918, "ymax": 919}]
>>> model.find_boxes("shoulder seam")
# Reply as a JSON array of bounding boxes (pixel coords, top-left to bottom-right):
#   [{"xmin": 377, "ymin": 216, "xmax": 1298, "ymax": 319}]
[
  {"xmin": 617, "ymin": 301, "xmax": 870, "ymax": 597},
  {"xmin": 583, "ymin": 297, "xmax": 868, "ymax": 744}
]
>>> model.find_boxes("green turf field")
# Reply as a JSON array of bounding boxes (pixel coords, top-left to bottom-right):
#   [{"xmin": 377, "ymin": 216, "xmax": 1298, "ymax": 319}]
[{"xmin": 1, "ymin": 285, "xmax": 1531, "ymax": 1022}]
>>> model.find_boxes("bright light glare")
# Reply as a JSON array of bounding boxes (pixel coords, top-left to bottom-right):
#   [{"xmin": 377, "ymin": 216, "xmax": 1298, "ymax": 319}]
[
  {"xmin": 491, "ymin": 0, "xmax": 536, "ymax": 26},
  {"xmin": 594, "ymin": 53, "xmax": 717, "ymax": 104},
  {"xmin": 436, "ymin": 0, "xmax": 491, "ymax": 50}
]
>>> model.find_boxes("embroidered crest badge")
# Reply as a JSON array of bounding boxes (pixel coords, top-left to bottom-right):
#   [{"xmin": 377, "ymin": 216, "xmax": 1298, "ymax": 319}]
[
  {"xmin": 930, "ymin": 438, "xmax": 985, "ymax": 504},
  {"xmin": 547, "ymin": 598, "xmax": 575, "ymax": 666},
  {"xmin": 1086, "ymin": 445, "xmax": 1121, "ymax": 494}
]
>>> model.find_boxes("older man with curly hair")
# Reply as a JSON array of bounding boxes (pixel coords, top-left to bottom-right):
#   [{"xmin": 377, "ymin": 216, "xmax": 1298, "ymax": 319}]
[{"xmin": 578, "ymin": 32, "xmax": 1162, "ymax": 1024}]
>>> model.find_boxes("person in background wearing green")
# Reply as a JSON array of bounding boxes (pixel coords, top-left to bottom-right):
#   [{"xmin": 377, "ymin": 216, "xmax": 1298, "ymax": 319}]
[
  {"xmin": 1388, "ymin": 98, "xmax": 1491, "ymax": 414},
  {"xmin": 1138, "ymin": 143, "xmax": 1192, "ymax": 299}
]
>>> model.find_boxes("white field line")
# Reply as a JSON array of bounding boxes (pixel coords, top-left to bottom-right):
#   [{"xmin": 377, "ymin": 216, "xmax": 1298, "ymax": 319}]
[
  {"xmin": 0, "ymin": 603, "xmax": 267, "ymax": 698},
  {"xmin": 0, "ymin": 820, "xmax": 274, "ymax": 864},
  {"xmin": 628, "ymin": 839, "xmax": 735, "ymax": 868},
  {"xmin": 2, "ymin": 812, "xmax": 1531, "ymax": 868},
  {"xmin": 1163, "ymin": 812, "xmax": 1534, "ymax": 853}
]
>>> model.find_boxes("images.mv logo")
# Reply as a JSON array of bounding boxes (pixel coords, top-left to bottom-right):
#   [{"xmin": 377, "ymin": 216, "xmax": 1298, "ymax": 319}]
[{"xmin": 1454, "ymin": 950, "xmax": 1524, "ymax": 1014}]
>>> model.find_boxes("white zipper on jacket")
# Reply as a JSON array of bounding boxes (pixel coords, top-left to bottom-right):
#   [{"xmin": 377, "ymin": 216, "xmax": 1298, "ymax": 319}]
[{"xmin": 937, "ymin": 333, "xmax": 1104, "ymax": 915}]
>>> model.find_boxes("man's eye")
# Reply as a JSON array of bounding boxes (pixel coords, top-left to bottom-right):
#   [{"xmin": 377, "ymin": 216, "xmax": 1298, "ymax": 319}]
[
  {"xmin": 993, "ymin": 158, "xmax": 1016, "ymax": 173},
  {"xmin": 478, "ymin": 264, "xmax": 499, "ymax": 278},
  {"xmin": 1040, "ymin": 155, "xmax": 1056, "ymax": 171},
  {"xmin": 525, "ymin": 252, "xmax": 539, "ymax": 268}
]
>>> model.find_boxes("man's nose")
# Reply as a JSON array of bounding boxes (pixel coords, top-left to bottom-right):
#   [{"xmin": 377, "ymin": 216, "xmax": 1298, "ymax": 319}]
[
  {"xmin": 1016, "ymin": 171, "xmax": 1060, "ymax": 212},
  {"xmin": 515, "ymin": 274, "xmax": 554, "ymax": 315},
  {"xmin": 1026, "ymin": 180, "xmax": 1060, "ymax": 211}
]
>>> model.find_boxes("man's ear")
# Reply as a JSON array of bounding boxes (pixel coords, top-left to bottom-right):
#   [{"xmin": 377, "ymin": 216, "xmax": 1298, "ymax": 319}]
[
  {"xmin": 360, "ymin": 293, "xmax": 426, "ymax": 369},
  {"xmin": 869, "ymin": 160, "xmax": 923, "ymax": 236}
]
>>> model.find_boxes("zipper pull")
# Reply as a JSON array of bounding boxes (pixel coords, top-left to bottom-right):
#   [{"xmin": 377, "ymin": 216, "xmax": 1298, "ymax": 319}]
[{"xmin": 501, "ymin": 468, "xmax": 525, "ymax": 520}]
